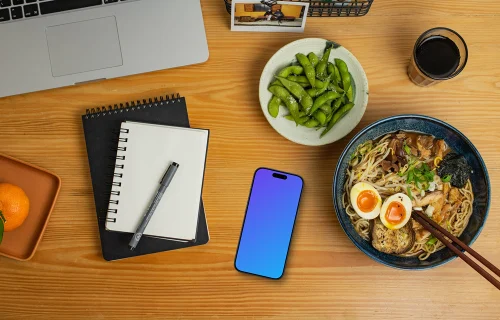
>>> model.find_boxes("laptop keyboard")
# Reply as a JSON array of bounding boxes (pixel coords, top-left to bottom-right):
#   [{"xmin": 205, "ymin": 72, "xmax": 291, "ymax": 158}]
[{"xmin": 0, "ymin": 0, "xmax": 132, "ymax": 22}]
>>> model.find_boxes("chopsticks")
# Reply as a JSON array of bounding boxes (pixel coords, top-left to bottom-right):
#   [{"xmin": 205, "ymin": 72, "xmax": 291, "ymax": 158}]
[{"xmin": 412, "ymin": 210, "xmax": 500, "ymax": 290}]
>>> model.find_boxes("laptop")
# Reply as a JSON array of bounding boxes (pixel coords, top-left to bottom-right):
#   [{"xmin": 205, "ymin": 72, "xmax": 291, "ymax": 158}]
[{"xmin": 0, "ymin": 0, "xmax": 209, "ymax": 98}]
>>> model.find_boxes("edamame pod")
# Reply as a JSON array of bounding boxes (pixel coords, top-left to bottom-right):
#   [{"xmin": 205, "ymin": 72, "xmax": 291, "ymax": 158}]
[
  {"xmin": 278, "ymin": 65, "xmax": 304, "ymax": 77},
  {"xmin": 313, "ymin": 110, "xmax": 327, "ymax": 125},
  {"xmin": 316, "ymin": 46, "xmax": 332, "ymax": 80},
  {"xmin": 335, "ymin": 58, "xmax": 351, "ymax": 92},
  {"xmin": 308, "ymin": 52, "xmax": 319, "ymax": 68},
  {"xmin": 308, "ymin": 91, "xmax": 341, "ymax": 115},
  {"xmin": 331, "ymin": 97, "xmax": 344, "ymax": 114},
  {"xmin": 321, "ymin": 102, "xmax": 354, "ymax": 137},
  {"xmin": 304, "ymin": 119, "xmax": 320, "ymax": 128},
  {"xmin": 319, "ymin": 101, "xmax": 333, "ymax": 115},
  {"xmin": 296, "ymin": 53, "xmax": 316, "ymax": 87},
  {"xmin": 287, "ymin": 75, "xmax": 309, "ymax": 84},
  {"xmin": 268, "ymin": 96, "xmax": 281, "ymax": 118},
  {"xmin": 327, "ymin": 62, "xmax": 335, "ymax": 76},
  {"xmin": 276, "ymin": 76, "xmax": 313, "ymax": 111},
  {"xmin": 268, "ymin": 85, "xmax": 301, "ymax": 124}
]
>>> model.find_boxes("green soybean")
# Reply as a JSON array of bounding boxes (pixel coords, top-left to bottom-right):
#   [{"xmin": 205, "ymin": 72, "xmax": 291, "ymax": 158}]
[
  {"xmin": 268, "ymin": 96, "xmax": 281, "ymax": 118},
  {"xmin": 328, "ymin": 83, "xmax": 344, "ymax": 93},
  {"xmin": 308, "ymin": 91, "xmax": 341, "ymax": 115},
  {"xmin": 333, "ymin": 65, "xmax": 341, "ymax": 86},
  {"xmin": 319, "ymin": 101, "xmax": 332, "ymax": 115},
  {"xmin": 270, "ymin": 79, "xmax": 283, "ymax": 87},
  {"xmin": 321, "ymin": 102, "xmax": 354, "ymax": 137},
  {"xmin": 296, "ymin": 53, "xmax": 316, "ymax": 87},
  {"xmin": 332, "ymin": 97, "xmax": 344, "ymax": 113},
  {"xmin": 287, "ymin": 75, "xmax": 309, "ymax": 84},
  {"xmin": 278, "ymin": 65, "xmax": 304, "ymax": 77},
  {"xmin": 268, "ymin": 85, "xmax": 300, "ymax": 124},
  {"xmin": 308, "ymin": 52, "xmax": 319, "ymax": 68},
  {"xmin": 335, "ymin": 58, "xmax": 351, "ymax": 92},
  {"xmin": 276, "ymin": 76, "xmax": 313, "ymax": 111},
  {"xmin": 327, "ymin": 62, "xmax": 335, "ymax": 76},
  {"xmin": 307, "ymin": 88, "xmax": 318, "ymax": 98},
  {"xmin": 316, "ymin": 46, "xmax": 332, "ymax": 80},
  {"xmin": 316, "ymin": 74, "xmax": 332, "ymax": 96},
  {"xmin": 304, "ymin": 119, "xmax": 320, "ymax": 128},
  {"xmin": 313, "ymin": 110, "xmax": 327, "ymax": 125}
]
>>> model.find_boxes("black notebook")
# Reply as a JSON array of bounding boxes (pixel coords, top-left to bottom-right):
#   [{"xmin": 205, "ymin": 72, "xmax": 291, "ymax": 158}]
[{"xmin": 82, "ymin": 94, "xmax": 209, "ymax": 261}]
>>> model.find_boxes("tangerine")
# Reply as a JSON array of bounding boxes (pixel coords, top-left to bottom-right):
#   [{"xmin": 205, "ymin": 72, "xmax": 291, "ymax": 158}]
[{"xmin": 0, "ymin": 183, "xmax": 30, "ymax": 232}]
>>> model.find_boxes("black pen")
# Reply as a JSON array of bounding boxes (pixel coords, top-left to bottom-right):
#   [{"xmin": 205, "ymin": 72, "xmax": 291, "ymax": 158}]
[{"xmin": 129, "ymin": 162, "xmax": 179, "ymax": 250}]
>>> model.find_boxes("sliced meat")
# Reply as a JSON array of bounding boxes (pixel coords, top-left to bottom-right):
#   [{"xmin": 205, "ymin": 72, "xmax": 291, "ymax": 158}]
[
  {"xmin": 415, "ymin": 228, "xmax": 432, "ymax": 242},
  {"xmin": 433, "ymin": 139, "xmax": 447, "ymax": 159},
  {"xmin": 448, "ymin": 187, "xmax": 462, "ymax": 203},
  {"xmin": 410, "ymin": 146, "xmax": 419, "ymax": 156},
  {"xmin": 417, "ymin": 135, "xmax": 435, "ymax": 149},
  {"xmin": 442, "ymin": 203, "xmax": 452, "ymax": 214},
  {"xmin": 371, "ymin": 218, "xmax": 416, "ymax": 254},
  {"xmin": 417, "ymin": 135, "xmax": 434, "ymax": 160},
  {"xmin": 443, "ymin": 183, "xmax": 450, "ymax": 198},
  {"xmin": 396, "ymin": 132, "xmax": 407, "ymax": 140},
  {"xmin": 412, "ymin": 191, "xmax": 444, "ymax": 207},
  {"xmin": 381, "ymin": 160, "xmax": 399, "ymax": 173},
  {"xmin": 388, "ymin": 138, "xmax": 401, "ymax": 162},
  {"xmin": 431, "ymin": 196, "xmax": 445, "ymax": 224}
]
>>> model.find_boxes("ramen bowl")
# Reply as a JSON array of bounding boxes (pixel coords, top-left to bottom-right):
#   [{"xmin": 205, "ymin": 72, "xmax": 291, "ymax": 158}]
[{"xmin": 332, "ymin": 114, "xmax": 490, "ymax": 270}]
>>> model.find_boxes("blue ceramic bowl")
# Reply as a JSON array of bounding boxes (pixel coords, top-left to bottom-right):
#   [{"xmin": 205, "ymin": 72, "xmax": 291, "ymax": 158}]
[{"xmin": 333, "ymin": 115, "xmax": 491, "ymax": 270}]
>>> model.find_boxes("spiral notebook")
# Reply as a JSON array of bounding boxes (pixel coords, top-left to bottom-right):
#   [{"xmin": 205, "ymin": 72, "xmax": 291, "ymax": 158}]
[
  {"xmin": 106, "ymin": 122, "xmax": 209, "ymax": 241},
  {"xmin": 82, "ymin": 94, "xmax": 209, "ymax": 261}
]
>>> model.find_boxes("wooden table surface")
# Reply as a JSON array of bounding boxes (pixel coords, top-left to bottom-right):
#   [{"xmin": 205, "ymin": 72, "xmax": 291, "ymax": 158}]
[{"xmin": 1, "ymin": 1, "xmax": 499, "ymax": 319}]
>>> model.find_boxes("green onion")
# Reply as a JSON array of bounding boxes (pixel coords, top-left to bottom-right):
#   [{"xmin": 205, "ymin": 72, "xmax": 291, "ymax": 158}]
[
  {"xmin": 407, "ymin": 186, "xmax": 413, "ymax": 200},
  {"xmin": 407, "ymin": 170, "xmax": 414, "ymax": 183},
  {"xmin": 403, "ymin": 144, "xmax": 411, "ymax": 155},
  {"xmin": 425, "ymin": 172, "xmax": 434, "ymax": 181},
  {"xmin": 426, "ymin": 236, "xmax": 438, "ymax": 245},
  {"xmin": 442, "ymin": 175, "xmax": 452, "ymax": 182}
]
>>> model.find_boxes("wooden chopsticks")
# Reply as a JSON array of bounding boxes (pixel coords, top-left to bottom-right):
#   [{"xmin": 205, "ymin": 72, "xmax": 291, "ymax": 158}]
[{"xmin": 412, "ymin": 210, "xmax": 500, "ymax": 290}]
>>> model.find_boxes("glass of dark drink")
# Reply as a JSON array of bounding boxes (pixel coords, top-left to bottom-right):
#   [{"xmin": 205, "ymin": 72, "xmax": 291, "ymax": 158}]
[{"xmin": 408, "ymin": 27, "xmax": 468, "ymax": 86}]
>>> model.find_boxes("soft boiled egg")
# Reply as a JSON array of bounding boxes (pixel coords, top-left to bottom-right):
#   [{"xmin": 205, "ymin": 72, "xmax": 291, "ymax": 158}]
[
  {"xmin": 379, "ymin": 193, "xmax": 412, "ymax": 230},
  {"xmin": 350, "ymin": 182, "xmax": 382, "ymax": 219}
]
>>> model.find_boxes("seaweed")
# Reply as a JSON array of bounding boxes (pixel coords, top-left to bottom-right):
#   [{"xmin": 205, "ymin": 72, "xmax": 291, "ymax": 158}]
[{"xmin": 437, "ymin": 153, "xmax": 472, "ymax": 188}]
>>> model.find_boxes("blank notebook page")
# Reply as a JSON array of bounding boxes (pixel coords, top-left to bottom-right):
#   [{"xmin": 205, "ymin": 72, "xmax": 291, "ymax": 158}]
[{"xmin": 106, "ymin": 121, "xmax": 209, "ymax": 241}]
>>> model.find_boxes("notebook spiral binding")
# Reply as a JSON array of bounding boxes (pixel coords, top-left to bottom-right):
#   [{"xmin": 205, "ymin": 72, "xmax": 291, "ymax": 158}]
[
  {"xmin": 106, "ymin": 126, "xmax": 131, "ymax": 224},
  {"xmin": 84, "ymin": 93, "xmax": 182, "ymax": 119}
]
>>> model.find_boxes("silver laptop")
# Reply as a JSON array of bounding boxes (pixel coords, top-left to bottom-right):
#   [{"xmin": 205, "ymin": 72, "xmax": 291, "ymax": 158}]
[{"xmin": 0, "ymin": 0, "xmax": 209, "ymax": 98}]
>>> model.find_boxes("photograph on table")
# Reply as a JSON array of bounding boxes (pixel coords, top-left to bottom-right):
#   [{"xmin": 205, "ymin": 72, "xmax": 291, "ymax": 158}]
[{"xmin": 231, "ymin": 0, "xmax": 309, "ymax": 32}]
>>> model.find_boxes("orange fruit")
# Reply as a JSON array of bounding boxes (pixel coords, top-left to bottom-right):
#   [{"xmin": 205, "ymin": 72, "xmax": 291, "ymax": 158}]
[{"xmin": 0, "ymin": 183, "xmax": 30, "ymax": 232}]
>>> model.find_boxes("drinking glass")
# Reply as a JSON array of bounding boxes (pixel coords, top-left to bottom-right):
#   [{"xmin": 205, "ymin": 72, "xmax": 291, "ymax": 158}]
[{"xmin": 408, "ymin": 27, "xmax": 468, "ymax": 87}]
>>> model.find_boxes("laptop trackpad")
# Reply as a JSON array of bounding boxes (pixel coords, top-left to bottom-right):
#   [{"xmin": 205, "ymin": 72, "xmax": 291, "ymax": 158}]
[{"xmin": 46, "ymin": 16, "xmax": 123, "ymax": 77}]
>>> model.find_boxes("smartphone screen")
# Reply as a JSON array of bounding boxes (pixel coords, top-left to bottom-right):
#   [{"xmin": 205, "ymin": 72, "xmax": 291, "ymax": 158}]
[{"xmin": 234, "ymin": 168, "xmax": 303, "ymax": 279}]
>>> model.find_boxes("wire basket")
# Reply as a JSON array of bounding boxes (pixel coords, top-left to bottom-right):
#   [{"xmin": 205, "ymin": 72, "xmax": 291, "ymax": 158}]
[{"xmin": 224, "ymin": 0, "xmax": 374, "ymax": 17}]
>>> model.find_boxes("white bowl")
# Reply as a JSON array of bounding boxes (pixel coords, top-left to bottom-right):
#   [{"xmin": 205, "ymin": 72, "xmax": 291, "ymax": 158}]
[{"xmin": 259, "ymin": 38, "xmax": 369, "ymax": 146}]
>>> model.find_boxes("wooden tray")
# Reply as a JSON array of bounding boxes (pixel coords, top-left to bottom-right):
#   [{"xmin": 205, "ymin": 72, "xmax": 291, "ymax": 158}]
[{"xmin": 0, "ymin": 153, "xmax": 61, "ymax": 261}]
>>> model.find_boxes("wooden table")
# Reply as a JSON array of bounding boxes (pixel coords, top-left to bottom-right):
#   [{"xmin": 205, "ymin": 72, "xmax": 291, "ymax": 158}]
[{"xmin": 1, "ymin": 1, "xmax": 499, "ymax": 318}]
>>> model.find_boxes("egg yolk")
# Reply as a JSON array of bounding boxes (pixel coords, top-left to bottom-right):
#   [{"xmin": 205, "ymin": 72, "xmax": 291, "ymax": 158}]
[
  {"xmin": 385, "ymin": 201, "xmax": 406, "ymax": 225},
  {"xmin": 357, "ymin": 190, "xmax": 378, "ymax": 213}
]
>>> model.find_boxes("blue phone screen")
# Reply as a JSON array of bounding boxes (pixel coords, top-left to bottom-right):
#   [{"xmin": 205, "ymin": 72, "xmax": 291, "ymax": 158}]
[{"xmin": 235, "ymin": 168, "xmax": 303, "ymax": 279}]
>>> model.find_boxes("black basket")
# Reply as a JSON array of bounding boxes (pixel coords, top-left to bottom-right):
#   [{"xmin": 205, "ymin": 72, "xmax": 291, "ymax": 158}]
[{"xmin": 224, "ymin": 0, "xmax": 374, "ymax": 17}]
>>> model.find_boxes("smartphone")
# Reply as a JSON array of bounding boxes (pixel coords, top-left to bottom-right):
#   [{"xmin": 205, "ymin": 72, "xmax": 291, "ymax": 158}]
[{"xmin": 234, "ymin": 168, "xmax": 304, "ymax": 279}]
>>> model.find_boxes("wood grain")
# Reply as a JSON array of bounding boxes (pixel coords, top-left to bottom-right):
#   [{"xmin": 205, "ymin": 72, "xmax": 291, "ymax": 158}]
[{"xmin": 1, "ymin": 1, "xmax": 500, "ymax": 319}]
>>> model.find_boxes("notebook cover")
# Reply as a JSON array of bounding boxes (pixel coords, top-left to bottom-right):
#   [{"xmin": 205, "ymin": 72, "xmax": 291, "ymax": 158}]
[{"xmin": 82, "ymin": 94, "xmax": 209, "ymax": 261}]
